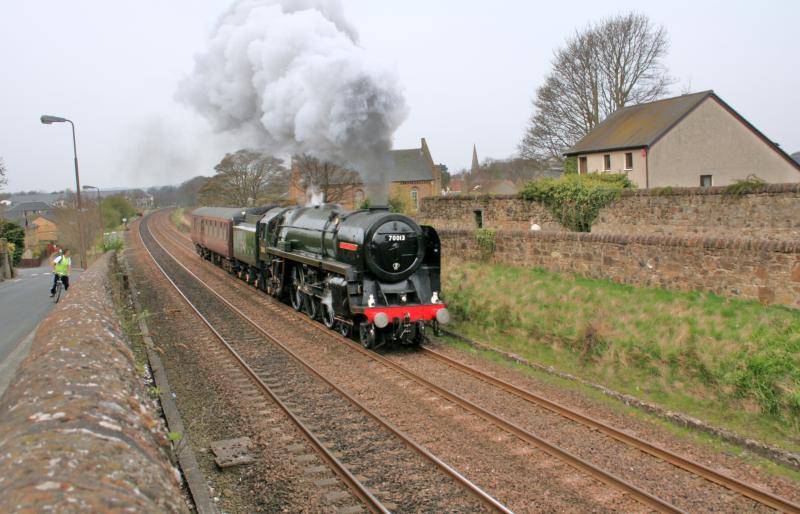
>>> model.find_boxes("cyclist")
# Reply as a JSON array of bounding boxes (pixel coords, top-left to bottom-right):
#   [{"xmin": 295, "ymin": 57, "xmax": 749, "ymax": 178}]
[{"xmin": 50, "ymin": 248, "xmax": 72, "ymax": 297}]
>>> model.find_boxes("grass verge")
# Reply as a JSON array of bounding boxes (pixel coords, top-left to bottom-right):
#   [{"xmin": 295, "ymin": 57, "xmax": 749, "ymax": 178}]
[
  {"xmin": 170, "ymin": 208, "xmax": 191, "ymax": 233},
  {"xmin": 442, "ymin": 258, "xmax": 800, "ymax": 452}
]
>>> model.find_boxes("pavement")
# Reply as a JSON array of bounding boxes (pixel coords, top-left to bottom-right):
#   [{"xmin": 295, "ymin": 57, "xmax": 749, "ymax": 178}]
[{"xmin": 0, "ymin": 265, "xmax": 82, "ymax": 396}]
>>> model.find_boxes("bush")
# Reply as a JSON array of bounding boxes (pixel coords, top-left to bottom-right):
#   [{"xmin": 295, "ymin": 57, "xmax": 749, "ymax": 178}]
[
  {"xmin": 388, "ymin": 194, "xmax": 408, "ymax": 214},
  {"xmin": 0, "ymin": 219, "xmax": 24, "ymax": 264},
  {"xmin": 520, "ymin": 173, "xmax": 633, "ymax": 231},
  {"xmin": 102, "ymin": 233, "xmax": 124, "ymax": 251},
  {"xmin": 724, "ymin": 174, "xmax": 766, "ymax": 197},
  {"xmin": 474, "ymin": 228, "xmax": 496, "ymax": 261}
]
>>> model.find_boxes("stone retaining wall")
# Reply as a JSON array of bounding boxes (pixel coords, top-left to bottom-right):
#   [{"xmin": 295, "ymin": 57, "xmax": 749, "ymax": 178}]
[
  {"xmin": 0, "ymin": 252, "xmax": 186, "ymax": 513},
  {"xmin": 419, "ymin": 184, "xmax": 800, "ymax": 242},
  {"xmin": 440, "ymin": 230, "xmax": 800, "ymax": 308},
  {"xmin": 418, "ymin": 194, "xmax": 566, "ymax": 231},
  {"xmin": 593, "ymin": 183, "xmax": 800, "ymax": 241}
]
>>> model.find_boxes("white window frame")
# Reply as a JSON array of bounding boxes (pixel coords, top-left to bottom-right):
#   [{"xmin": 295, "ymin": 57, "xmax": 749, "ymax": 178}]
[
  {"xmin": 603, "ymin": 154, "xmax": 611, "ymax": 171},
  {"xmin": 410, "ymin": 188, "xmax": 419, "ymax": 210}
]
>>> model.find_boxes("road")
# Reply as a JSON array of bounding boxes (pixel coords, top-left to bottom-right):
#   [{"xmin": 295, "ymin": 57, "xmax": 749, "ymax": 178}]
[{"xmin": 0, "ymin": 265, "xmax": 82, "ymax": 396}]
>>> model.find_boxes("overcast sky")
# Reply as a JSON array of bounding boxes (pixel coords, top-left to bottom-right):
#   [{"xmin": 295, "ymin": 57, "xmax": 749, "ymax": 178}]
[{"xmin": 1, "ymin": 0, "xmax": 798, "ymax": 193}]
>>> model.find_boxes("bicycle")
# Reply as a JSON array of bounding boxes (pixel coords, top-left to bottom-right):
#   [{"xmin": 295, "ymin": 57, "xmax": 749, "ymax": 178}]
[{"xmin": 53, "ymin": 273, "xmax": 65, "ymax": 303}]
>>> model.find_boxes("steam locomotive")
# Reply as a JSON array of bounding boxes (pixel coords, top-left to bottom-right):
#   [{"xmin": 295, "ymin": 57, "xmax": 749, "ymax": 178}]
[{"xmin": 190, "ymin": 204, "xmax": 450, "ymax": 348}]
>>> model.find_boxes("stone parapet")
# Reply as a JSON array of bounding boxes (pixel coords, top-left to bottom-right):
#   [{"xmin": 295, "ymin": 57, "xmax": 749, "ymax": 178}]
[
  {"xmin": 440, "ymin": 229, "xmax": 800, "ymax": 308},
  {"xmin": 419, "ymin": 194, "xmax": 566, "ymax": 231},
  {"xmin": 0, "ymin": 252, "xmax": 186, "ymax": 513},
  {"xmin": 593, "ymin": 183, "xmax": 800, "ymax": 241},
  {"xmin": 420, "ymin": 183, "xmax": 800, "ymax": 242}
]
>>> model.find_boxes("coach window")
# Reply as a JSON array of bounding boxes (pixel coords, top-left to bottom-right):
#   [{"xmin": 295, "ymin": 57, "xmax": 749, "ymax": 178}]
[{"xmin": 410, "ymin": 188, "xmax": 419, "ymax": 211}]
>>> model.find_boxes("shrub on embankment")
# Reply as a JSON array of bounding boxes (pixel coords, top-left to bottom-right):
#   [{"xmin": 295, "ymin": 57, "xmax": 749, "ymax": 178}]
[
  {"xmin": 442, "ymin": 259, "xmax": 800, "ymax": 444},
  {"xmin": 520, "ymin": 173, "xmax": 634, "ymax": 231}
]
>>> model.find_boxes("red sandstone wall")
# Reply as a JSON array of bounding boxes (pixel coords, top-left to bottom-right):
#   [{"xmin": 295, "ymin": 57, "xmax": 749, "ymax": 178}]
[
  {"xmin": 593, "ymin": 183, "xmax": 800, "ymax": 241},
  {"xmin": 440, "ymin": 229, "xmax": 800, "ymax": 308},
  {"xmin": 420, "ymin": 184, "xmax": 800, "ymax": 241}
]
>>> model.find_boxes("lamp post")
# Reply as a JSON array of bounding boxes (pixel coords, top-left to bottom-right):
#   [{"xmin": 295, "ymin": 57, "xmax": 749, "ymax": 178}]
[
  {"xmin": 83, "ymin": 185, "xmax": 102, "ymax": 255},
  {"xmin": 40, "ymin": 115, "xmax": 87, "ymax": 269}
]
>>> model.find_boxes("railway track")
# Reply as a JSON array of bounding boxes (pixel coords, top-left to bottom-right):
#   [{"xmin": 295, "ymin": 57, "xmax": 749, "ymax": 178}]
[
  {"xmin": 139, "ymin": 214, "xmax": 509, "ymax": 513},
  {"xmin": 154, "ymin": 209, "xmax": 800, "ymax": 513}
]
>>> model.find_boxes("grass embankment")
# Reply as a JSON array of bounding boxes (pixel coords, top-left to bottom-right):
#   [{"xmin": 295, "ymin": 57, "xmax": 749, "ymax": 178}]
[
  {"xmin": 170, "ymin": 208, "xmax": 191, "ymax": 233},
  {"xmin": 442, "ymin": 259, "xmax": 800, "ymax": 451}
]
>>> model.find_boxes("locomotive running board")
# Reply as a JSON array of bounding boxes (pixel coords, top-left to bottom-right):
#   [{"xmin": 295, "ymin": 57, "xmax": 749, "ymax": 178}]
[{"xmin": 265, "ymin": 247, "xmax": 351, "ymax": 276}]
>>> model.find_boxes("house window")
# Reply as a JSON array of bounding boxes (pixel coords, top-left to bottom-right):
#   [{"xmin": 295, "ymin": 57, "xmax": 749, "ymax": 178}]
[
  {"xmin": 579, "ymin": 157, "xmax": 587, "ymax": 174},
  {"xmin": 603, "ymin": 154, "xmax": 611, "ymax": 171},
  {"xmin": 410, "ymin": 188, "xmax": 419, "ymax": 210},
  {"xmin": 354, "ymin": 190, "xmax": 364, "ymax": 207},
  {"xmin": 625, "ymin": 152, "xmax": 633, "ymax": 170},
  {"xmin": 700, "ymin": 175, "xmax": 713, "ymax": 188},
  {"xmin": 474, "ymin": 210, "xmax": 483, "ymax": 229}
]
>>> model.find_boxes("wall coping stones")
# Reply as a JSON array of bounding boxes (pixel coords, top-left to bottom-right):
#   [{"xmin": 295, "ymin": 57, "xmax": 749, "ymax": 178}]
[
  {"xmin": 0, "ymin": 252, "xmax": 187, "ymax": 513},
  {"xmin": 439, "ymin": 228, "xmax": 800, "ymax": 254}
]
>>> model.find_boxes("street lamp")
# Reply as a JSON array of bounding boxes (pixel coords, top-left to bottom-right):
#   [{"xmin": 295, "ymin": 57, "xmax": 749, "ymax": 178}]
[
  {"xmin": 83, "ymin": 185, "xmax": 102, "ymax": 252},
  {"xmin": 40, "ymin": 114, "xmax": 87, "ymax": 269}
]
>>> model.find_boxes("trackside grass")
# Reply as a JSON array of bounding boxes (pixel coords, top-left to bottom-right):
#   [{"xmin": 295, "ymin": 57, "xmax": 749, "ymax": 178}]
[
  {"xmin": 170, "ymin": 208, "xmax": 191, "ymax": 233},
  {"xmin": 442, "ymin": 258, "xmax": 800, "ymax": 451}
]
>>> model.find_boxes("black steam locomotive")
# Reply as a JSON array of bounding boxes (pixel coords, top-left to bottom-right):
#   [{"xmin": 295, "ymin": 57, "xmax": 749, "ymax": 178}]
[{"xmin": 190, "ymin": 204, "xmax": 450, "ymax": 348}]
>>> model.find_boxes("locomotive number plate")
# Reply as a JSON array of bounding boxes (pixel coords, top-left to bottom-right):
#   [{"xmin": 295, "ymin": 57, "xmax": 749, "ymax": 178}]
[{"xmin": 387, "ymin": 234, "xmax": 406, "ymax": 241}]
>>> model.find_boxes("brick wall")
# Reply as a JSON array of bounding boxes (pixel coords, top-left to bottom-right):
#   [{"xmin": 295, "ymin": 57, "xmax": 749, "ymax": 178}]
[
  {"xmin": 593, "ymin": 183, "xmax": 800, "ymax": 241},
  {"xmin": 440, "ymin": 230, "xmax": 800, "ymax": 308},
  {"xmin": 418, "ymin": 194, "xmax": 566, "ymax": 231}
]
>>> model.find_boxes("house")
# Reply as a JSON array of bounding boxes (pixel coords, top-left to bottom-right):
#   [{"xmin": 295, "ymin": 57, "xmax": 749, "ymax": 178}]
[
  {"xmin": 28, "ymin": 213, "xmax": 59, "ymax": 247},
  {"xmin": 288, "ymin": 138, "xmax": 443, "ymax": 214},
  {"xmin": 4, "ymin": 201, "xmax": 55, "ymax": 226},
  {"xmin": 7, "ymin": 192, "xmax": 65, "ymax": 208},
  {"xmin": 564, "ymin": 91, "xmax": 800, "ymax": 188},
  {"xmin": 467, "ymin": 179, "xmax": 519, "ymax": 195}
]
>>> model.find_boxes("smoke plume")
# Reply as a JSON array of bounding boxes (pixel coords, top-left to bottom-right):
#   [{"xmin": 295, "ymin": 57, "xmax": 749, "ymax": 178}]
[{"xmin": 178, "ymin": 0, "xmax": 407, "ymax": 181}]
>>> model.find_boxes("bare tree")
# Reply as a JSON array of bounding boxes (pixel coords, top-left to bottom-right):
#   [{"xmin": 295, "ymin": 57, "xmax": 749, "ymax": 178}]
[
  {"xmin": 291, "ymin": 154, "xmax": 361, "ymax": 204},
  {"xmin": 209, "ymin": 150, "xmax": 287, "ymax": 206},
  {"xmin": 520, "ymin": 13, "xmax": 673, "ymax": 161}
]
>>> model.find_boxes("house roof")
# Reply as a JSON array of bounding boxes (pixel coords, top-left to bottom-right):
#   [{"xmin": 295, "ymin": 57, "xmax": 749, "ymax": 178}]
[
  {"xmin": 34, "ymin": 212, "xmax": 58, "ymax": 224},
  {"xmin": 8, "ymin": 193, "xmax": 64, "ymax": 205},
  {"xmin": 565, "ymin": 91, "xmax": 712, "ymax": 156},
  {"xmin": 385, "ymin": 148, "xmax": 433, "ymax": 182},
  {"xmin": 469, "ymin": 179, "xmax": 519, "ymax": 195},
  {"xmin": 5, "ymin": 201, "xmax": 54, "ymax": 214}
]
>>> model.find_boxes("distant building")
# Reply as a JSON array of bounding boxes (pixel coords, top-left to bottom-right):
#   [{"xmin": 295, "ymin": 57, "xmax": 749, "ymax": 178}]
[
  {"xmin": 288, "ymin": 138, "xmax": 443, "ymax": 214},
  {"xmin": 8, "ymin": 193, "xmax": 65, "ymax": 208},
  {"xmin": 467, "ymin": 179, "xmax": 518, "ymax": 195},
  {"xmin": 564, "ymin": 91, "xmax": 800, "ymax": 188},
  {"xmin": 4, "ymin": 201, "xmax": 55, "ymax": 226},
  {"xmin": 792, "ymin": 152, "xmax": 800, "ymax": 165},
  {"xmin": 28, "ymin": 213, "xmax": 59, "ymax": 247}
]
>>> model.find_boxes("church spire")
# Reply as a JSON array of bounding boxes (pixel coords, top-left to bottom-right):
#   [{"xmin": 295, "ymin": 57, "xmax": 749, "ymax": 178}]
[{"xmin": 471, "ymin": 144, "xmax": 480, "ymax": 174}]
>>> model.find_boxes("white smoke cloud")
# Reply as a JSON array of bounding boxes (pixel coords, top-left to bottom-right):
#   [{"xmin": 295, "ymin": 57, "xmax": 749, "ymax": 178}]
[{"xmin": 178, "ymin": 0, "xmax": 408, "ymax": 172}]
